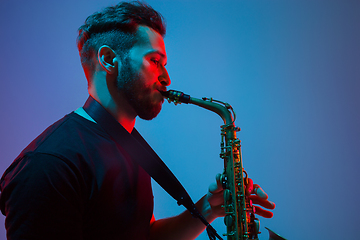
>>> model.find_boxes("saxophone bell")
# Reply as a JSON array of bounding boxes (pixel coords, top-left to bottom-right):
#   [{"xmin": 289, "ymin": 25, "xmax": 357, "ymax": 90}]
[{"xmin": 265, "ymin": 227, "xmax": 287, "ymax": 240}]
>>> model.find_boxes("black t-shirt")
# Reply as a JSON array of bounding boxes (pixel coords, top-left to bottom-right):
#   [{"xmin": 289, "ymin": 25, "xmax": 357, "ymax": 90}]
[{"xmin": 0, "ymin": 112, "xmax": 154, "ymax": 240}]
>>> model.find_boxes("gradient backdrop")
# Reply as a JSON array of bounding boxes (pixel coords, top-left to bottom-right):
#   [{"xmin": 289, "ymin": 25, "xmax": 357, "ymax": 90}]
[{"xmin": 0, "ymin": 0, "xmax": 359, "ymax": 239}]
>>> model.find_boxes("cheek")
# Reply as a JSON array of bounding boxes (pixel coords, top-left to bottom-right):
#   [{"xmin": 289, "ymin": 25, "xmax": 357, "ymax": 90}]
[{"xmin": 141, "ymin": 62, "xmax": 160, "ymax": 78}]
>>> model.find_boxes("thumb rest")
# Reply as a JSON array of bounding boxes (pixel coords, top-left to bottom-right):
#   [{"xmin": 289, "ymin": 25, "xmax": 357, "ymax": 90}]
[{"xmin": 161, "ymin": 90, "xmax": 286, "ymax": 240}]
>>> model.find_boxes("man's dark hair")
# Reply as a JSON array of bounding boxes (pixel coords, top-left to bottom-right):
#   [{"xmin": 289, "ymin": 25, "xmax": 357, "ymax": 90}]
[{"xmin": 77, "ymin": 1, "xmax": 166, "ymax": 80}]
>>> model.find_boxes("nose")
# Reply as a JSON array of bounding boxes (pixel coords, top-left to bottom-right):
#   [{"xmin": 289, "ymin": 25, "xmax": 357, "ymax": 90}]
[{"xmin": 159, "ymin": 66, "xmax": 171, "ymax": 86}]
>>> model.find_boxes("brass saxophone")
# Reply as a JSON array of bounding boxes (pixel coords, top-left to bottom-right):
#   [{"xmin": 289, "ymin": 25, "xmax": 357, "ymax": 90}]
[{"xmin": 161, "ymin": 90, "xmax": 286, "ymax": 240}]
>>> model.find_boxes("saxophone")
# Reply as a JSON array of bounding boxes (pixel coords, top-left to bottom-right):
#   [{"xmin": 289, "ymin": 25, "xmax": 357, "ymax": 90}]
[{"xmin": 161, "ymin": 90, "xmax": 286, "ymax": 240}]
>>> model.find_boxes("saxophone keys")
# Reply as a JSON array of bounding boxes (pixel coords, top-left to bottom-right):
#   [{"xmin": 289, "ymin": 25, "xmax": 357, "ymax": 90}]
[
  {"xmin": 224, "ymin": 214, "xmax": 234, "ymax": 227},
  {"xmin": 223, "ymin": 189, "xmax": 232, "ymax": 204}
]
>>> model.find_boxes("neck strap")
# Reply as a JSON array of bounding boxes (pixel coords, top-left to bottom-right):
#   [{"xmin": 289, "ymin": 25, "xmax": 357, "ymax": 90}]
[{"xmin": 82, "ymin": 96, "xmax": 222, "ymax": 240}]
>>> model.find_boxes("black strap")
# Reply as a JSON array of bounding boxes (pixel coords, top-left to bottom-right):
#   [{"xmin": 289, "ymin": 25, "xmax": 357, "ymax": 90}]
[{"xmin": 82, "ymin": 96, "xmax": 222, "ymax": 240}]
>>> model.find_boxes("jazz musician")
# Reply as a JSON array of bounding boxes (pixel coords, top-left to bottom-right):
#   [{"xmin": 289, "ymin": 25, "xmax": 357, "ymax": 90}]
[{"xmin": 0, "ymin": 1, "xmax": 275, "ymax": 239}]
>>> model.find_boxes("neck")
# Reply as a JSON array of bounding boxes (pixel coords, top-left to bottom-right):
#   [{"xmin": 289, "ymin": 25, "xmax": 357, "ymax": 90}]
[
  {"xmin": 76, "ymin": 97, "xmax": 136, "ymax": 134},
  {"xmin": 87, "ymin": 87, "xmax": 136, "ymax": 133},
  {"xmin": 116, "ymin": 114, "xmax": 136, "ymax": 133},
  {"xmin": 97, "ymin": 95, "xmax": 137, "ymax": 133},
  {"xmin": 88, "ymin": 72, "xmax": 137, "ymax": 133}
]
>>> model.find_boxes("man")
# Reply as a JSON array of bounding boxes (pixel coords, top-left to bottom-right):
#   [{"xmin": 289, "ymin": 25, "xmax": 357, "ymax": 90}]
[{"xmin": 0, "ymin": 2, "xmax": 275, "ymax": 239}]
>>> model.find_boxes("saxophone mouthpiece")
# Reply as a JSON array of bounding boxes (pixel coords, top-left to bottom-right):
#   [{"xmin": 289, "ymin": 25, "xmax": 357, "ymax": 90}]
[
  {"xmin": 159, "ymin": 90, "xmax": 169, "ymax": 98},
  {"xmin": 160, "ymin": 90, "xmax": 191, "ymax": 104}
]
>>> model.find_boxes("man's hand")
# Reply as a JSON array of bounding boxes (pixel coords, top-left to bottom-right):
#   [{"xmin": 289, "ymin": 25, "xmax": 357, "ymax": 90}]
[
  {"xmin": 206, "ymin": 173, "xmax": 226, "ymax": 218},
  {"xmin": 245, "ymin": 178, "xmax": 275, "ymax": 218},
  {"xmin": 207, "ymin": 173, "xmax": 275, "ymax": 219}
]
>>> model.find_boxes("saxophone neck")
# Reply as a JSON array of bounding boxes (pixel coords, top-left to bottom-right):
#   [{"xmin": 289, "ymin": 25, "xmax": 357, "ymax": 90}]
[
  {"xmin": 189, "ymin": 97, "xmax": 234, "ymax": 126},
  {"xmin": 161, "ymin": 90, "xmax": 236, "ymax": 127}
]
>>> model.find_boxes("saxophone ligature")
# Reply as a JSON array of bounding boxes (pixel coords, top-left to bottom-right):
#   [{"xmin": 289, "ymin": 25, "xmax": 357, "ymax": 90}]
[{"xmin": 161, "ymin": 90, "xmax": 286, "ymax": 240}]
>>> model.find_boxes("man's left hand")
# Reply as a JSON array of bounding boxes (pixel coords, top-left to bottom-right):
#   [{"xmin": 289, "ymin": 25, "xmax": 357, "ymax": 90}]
[{"xmin": 207, "ymin": 173, "xmax": 275, "ymax": 219}]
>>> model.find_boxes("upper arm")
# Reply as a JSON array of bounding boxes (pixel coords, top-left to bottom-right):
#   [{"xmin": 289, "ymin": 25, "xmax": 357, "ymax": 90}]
[{"xmin": 1, "ymin": 153, "xmax": 86, "ymax": 240}]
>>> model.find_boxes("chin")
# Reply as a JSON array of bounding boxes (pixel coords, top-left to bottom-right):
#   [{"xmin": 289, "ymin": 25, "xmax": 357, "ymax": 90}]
[{"xmin": 138, "ymin": 104, "xmax": 162, "ymax": 121}]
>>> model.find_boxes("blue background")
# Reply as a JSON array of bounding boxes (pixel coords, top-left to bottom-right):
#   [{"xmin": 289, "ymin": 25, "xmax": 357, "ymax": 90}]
[{"xmin": 1, "ymin": 1, "xmax": 359, "ymax": 239}]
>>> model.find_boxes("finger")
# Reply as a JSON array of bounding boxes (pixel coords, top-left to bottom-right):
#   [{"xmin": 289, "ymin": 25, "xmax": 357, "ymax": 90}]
[
  {"xmin": 207, "ymin": 190, "xmax": 224, "ymax": 206},
  {"xmin": 254, "ymin": 206, "xmax": 274, "ymax": 218},
  {"xmin": 249, "ymin": 195, "xmax": 275, "ymax": 209},
  {"xmin": 208, "ymin": 182, "xmax": 219, "ymax": 193},
  {"xmin": 253, "ymin": 184, "xmax": 268, "ymax": 199},
  {"xmin": 211, "ymin": 204, "xmax": 226, "ymax": 218},
  {"xmin": 209, "ymin": 173, "xmax": 223, "ymax": 193},
  {"xmin": 215, "ymin": 173, "xmax": 223, "ymax": 190},
  {"xmin": 246, "ymin": 178, "xmax": 254, "ymax": 196}
]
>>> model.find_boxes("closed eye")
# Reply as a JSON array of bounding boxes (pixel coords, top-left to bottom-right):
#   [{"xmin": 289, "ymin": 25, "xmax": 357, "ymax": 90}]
[{"xmin": 151, "ymin": 59, "xmax": 160, "ymax": 66}]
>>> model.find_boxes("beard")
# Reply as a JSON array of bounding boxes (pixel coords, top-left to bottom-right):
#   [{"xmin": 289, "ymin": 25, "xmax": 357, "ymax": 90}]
[{"xmin": 116, "ymin": 57, "xmax": 163, "ymax": 120}]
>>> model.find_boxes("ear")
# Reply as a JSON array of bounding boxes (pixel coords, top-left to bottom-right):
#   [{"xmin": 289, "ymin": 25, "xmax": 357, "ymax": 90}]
[{"xmin": 98, "ymin": 45, "xmax": 119, "ymax": 74}]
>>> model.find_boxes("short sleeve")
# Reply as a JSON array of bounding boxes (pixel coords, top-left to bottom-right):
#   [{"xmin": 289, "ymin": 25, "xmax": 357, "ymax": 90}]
[{"xmin": 0, "ymin": 152, "xmax": 86, "ymax": 240}]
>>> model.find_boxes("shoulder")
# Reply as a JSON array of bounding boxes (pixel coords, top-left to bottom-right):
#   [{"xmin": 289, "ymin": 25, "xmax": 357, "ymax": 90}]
[
  {"xmin": 18, "ymin": 112, "xmax": 111, "ymax": 161},
  {"xmin": 0, "ymin": 113, "xmax": 107, "ymax": 194}
]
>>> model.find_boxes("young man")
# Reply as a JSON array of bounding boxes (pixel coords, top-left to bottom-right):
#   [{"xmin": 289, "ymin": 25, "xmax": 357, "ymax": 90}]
[{"xmin": 0, "ymin": 2, "xmax": 274, "ymax": 239}]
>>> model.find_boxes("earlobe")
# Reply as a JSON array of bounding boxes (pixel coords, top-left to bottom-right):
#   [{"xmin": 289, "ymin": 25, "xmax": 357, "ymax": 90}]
[{"xmin": 98, "ymin": 46, "xmax": 118, "ymax": 74}]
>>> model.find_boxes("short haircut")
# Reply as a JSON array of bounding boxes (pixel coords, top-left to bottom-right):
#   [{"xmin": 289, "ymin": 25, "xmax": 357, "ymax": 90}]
[{"xmin": 77, "ymin": 1, "xmax": 166, "ymax": 80}]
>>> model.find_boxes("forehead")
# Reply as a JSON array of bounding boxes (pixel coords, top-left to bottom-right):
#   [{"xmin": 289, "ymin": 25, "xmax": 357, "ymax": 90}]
[{"xmin": 130, "ymin": 26, "xmax": 167, "ymax": 59}]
